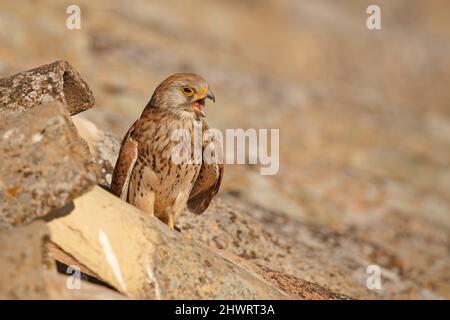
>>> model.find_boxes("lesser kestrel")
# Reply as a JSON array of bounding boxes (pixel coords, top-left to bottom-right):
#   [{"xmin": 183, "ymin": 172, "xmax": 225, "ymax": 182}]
[{"xmin": 111, "ymin": 73, "xmax": 223, "ymax": 229}]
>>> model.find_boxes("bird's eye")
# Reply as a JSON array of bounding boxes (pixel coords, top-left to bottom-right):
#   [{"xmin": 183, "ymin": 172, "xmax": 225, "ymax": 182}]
[{"xmin": 181, "ymin": 86, "xmax": 195, "ymax": 96}]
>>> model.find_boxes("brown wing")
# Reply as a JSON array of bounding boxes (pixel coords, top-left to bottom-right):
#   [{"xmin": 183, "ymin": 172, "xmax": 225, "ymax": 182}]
[
  {"xmin": 187, "ymin": 161, "xmax": 223, "ymax": 214},
  {"xmin": 187, "ymin": 121, "xmax": 224, "ymax": 214},
  {"xmin": 111, "ymin": 124, "xmax": 138, "ymax": 200}
]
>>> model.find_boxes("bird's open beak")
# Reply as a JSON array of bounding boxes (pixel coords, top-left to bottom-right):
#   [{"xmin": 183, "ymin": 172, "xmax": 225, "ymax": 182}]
[
  {"xmin": 206, "ymin": 91, "xmax": 215, "ymax": 103},
  {"xmin": 192, "ymin": 88, "xmax": 215, "ymax": 117}
]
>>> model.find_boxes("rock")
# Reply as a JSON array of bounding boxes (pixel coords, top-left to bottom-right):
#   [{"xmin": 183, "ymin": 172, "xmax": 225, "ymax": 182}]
[
  {"xmin": 0, "ymin": 102, "xmax": 98, "ymax": 229},
  {"xmin": 255, "ymin": 265, "xmax": 350, "ymax": 300},
  {"xmin": 47, "ymin": 241, "xmax": 99, "ymax": 279},
  {"xmin": 212, "ymin": 248, "xmax": 350, "ymax": 300},
  {"xmin": 0, "ymin": 60, "xmax": 94, "ymax": 118},
  {"xmin": 47, "ymin": 186, "xmax": 287, "ymax": 299},
  {"xmin": 43, "ymin": 270, "xmax": 127, "ymax": 300},
  {"xmin": 72, "ymin": 115, "xmax": 121, "ymax": 188},
  {"xmin": 0, "ymin": 220, "xmax": 124, "ymax": 300},
  {"xmin": 178, "ymin": 194, "xmax": 443, "ymax": 299},
  {"xmin": 0, "ymin": 221, "xmax": 52, "ymax": 299}
]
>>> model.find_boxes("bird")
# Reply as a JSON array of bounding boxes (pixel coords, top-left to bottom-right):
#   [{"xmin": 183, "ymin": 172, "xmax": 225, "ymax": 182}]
[{"xmin": 111, "ymin": 73, "xmax": 223, "ymax": 230}]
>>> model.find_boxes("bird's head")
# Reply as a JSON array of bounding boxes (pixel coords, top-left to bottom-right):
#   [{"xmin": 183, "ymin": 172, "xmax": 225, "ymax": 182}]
[{"xmin": 148, "ymin": 73, "xmax": 215, "ymax": 118}]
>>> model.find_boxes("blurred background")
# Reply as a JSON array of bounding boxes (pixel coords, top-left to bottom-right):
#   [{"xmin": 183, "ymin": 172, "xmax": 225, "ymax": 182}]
[{"xmin": 1, "ymin": 0, "xmax": 449, "ymax": 298}]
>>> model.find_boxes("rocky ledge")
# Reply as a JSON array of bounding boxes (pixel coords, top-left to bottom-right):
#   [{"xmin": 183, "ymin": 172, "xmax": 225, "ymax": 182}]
[{"xmin": 0, "ymin": 61, "xmax": 446, "ymax": 299}]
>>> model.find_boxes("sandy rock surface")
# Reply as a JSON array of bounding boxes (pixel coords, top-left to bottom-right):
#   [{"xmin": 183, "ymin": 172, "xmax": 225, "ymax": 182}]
[{"xmin": 0, "ymin": 102, "xmax": 98, "ymax": 229}]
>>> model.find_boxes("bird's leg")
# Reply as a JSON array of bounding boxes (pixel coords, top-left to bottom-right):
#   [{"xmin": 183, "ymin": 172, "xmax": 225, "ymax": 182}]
[{"xmin": 167, "ymin": 213, "xmax": 175, "ymax": 230}]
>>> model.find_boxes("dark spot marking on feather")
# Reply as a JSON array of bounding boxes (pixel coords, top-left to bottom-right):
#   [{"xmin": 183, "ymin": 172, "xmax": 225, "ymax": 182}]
[{"xmin": 151, "ymin": 155, "xmax": 157, "ymax": 171}]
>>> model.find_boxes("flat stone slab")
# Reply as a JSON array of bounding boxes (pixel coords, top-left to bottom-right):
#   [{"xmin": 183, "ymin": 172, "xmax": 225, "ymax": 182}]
[
  {"xmin": 0, "ymin": 101, "xmax": 98, "ymax": 229},
  {"xmin": 47, "ymin": 186, "xmax": 287, "ymax": 299}
]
